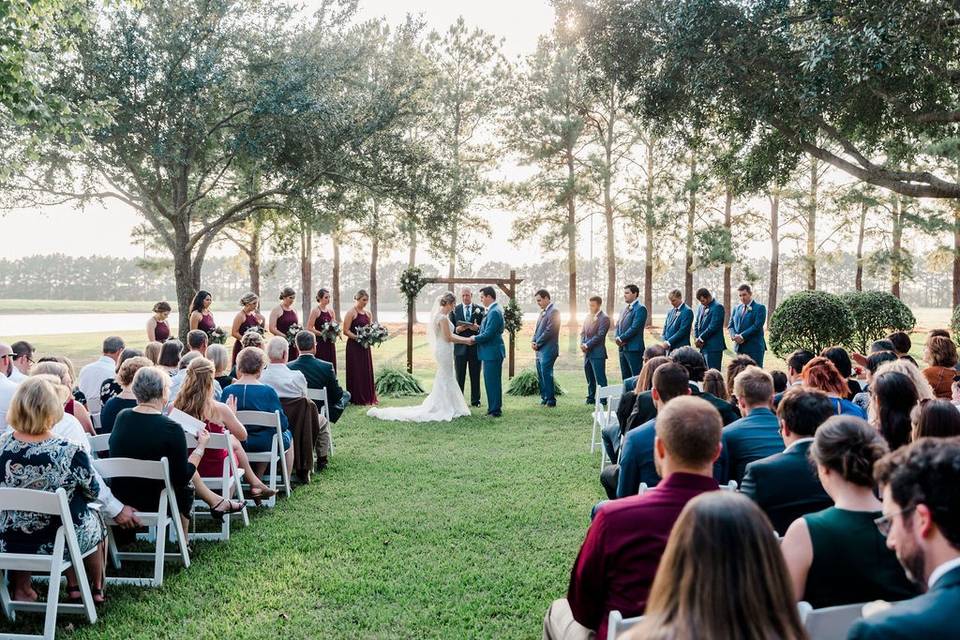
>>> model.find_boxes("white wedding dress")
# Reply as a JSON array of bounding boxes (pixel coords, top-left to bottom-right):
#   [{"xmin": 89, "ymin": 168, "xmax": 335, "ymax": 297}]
[{"xmin": 366, "ymin": 307, "xmax": 470, "ymax": 423}]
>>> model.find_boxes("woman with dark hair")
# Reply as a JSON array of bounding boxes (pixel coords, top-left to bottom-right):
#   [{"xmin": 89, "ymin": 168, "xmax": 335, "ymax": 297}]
[
  {"xmin": 724, "ymin": 354, "xmax": 756, "ymax": 407},
  {"xmin": 870, "ymin": 370, "xmax": 920, "ymax": 449},
  {"xmin": 269, "ymin": 286, "xmax": 300, "ymax": 361},
  {"xmin": 922, "ymin": 335, "xmax": 959, "ymax": 399},
  {"xmin": 802, "ymin": 356, "xmax": 867, "ymax": 418},
  {"xmin": 307, "ymin": 287, "xmax": 338, "ymax": 371},
  {"xmin": 781, "ymin": 416, "xmax": 917, "ymax": 607},
  {"xmin": 703, "ymin": 369, "xmax": 728, "ymax": 400},
  {"xmin": 158, "ymin": 339, "xmax": 184, "ymax": 375},
  {"xmin": 99, "ymin": 347, "xmax": 144, "ymax": 405},
  {"xmin": 912, "ymin": 398, "xmax": 960, "ymax": 440},
  {"xmin": 147, "ymin": 301, "xmax": 172, "ymax": 343},
  {"xmin": 343, "ymin": 289, "xmax": 377, "ymax": 405},
  {"xmin": 821, "ymin": 345, "xmax": 861, "ymax": 399},
  {"xmin": 189, "ymin": 290, "xmax": 215, "ymax": 332},
  {"xmin": 625, "ymin": 492, "xmax": 805, "ymax": 640},
  {"xmin": 230, "ymin": 292, "xmax": 264, "ymax": 366}
]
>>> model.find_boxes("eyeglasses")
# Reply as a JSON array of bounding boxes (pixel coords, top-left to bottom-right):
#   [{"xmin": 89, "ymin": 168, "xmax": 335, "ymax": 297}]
[{"xmin": 874, "ymin": 505, "xmax": 916, "ymax": 537}]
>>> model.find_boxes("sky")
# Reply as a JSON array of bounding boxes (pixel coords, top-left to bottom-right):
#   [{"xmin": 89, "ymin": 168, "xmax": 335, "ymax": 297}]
[{"xmin": 0, "ymin": 0, "xmax": 560, "ymax": 268}]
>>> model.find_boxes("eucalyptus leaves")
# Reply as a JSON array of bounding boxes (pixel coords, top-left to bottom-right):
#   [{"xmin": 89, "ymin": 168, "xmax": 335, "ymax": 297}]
[
  {"xmin": 503, "ymin": 297, "xmax": 523, "ymax": 336},
  {"xmin": 399, "ymin": 267, "xmax": 428, "ymax": 303}
]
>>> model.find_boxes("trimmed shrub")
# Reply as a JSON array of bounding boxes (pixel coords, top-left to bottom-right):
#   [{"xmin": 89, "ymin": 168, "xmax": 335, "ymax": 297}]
[
  {"xmin": 768, "ymin": 290, "xmax": 854, "ymax": 356},
  {"xmin": 374, "ymin": 367, "xmax": 425, "ymax": 398},
  {"xmin": 506, "ymin": 369, "xmax": 565, "ymax": 397},
  {"xmin": 840, "ymin": 291, "xmax": 916, "ymax": 354}
]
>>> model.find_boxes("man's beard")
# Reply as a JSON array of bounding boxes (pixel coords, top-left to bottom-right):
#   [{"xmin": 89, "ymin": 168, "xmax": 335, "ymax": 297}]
[{"xmin": 899, "ymin": 545, "xmax": 928, "ymax": 591}]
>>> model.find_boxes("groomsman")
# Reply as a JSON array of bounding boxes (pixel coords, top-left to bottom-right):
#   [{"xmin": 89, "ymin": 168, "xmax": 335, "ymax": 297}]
[
  {"xmin": 728, "ymin": 283, "xmax": 767, "ymax": 367},
  {"xmin": 532, "ymin": 289, "xmax": 561, "ymax": 407},
  {"xmin": 694, "ymin": 288, "xmax": 726, "ymax": 371},
  {"xmin": 659, "ymin": 289, "xmax": 693, "ymax": 352},
  {"xmin": 451, "ymin": 287, "xmax": 483, "ymax": 407},
  {"xmin": 614, "ymin": 284, "xmax": 647, "ymax": 380},
  {"xmin": 580, "ymin": 296, "xmax": 609, "ymax": 405}
]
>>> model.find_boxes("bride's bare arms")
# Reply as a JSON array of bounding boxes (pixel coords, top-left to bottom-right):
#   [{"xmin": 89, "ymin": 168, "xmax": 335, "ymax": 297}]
[{"xmin": 439, "ymin": 318, "xmax": 472, "ymax": 345}]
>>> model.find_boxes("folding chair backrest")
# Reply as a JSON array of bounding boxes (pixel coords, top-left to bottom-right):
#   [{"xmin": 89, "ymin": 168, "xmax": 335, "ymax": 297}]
[
  {"xmin": 637, "ymin": 483, "xmax": 649, "ymax": 497},
  {"xmin": 86, "ymin": 396, "xmax": 102, "ymax": 414},
  {"xmin": 597, "ymin": 384, "xmax": 623, "ymax": 401},
  {"xmin": 94, "ymin": 457, "xmax": 168, "ymax": 482},
  {"xmin": 305, "ymin": 388, "xmax": 329, "ymax": 420},
  {"xmin": 91, "ymin": 413, "xmax": 101, "ymax": 431},
  {"xmin": 88, "ymin": 434, "xmax": 111, "ymax": 455},
  {"xmin": 0, "ymin": 486, "xmax": 66, "ymax": 516},
  {"xmin": 801, "ymin": 602, "xmax": 866, "ymax": 640},
  {"xmin": 183, "ymin": 431, "xmax": 231, "ymax": 452},
  {"xmin": 607, "ymin": 610, "xmax": 643, "ymax": 640},
  {"xmin": 720, "ymin": 480, "xmax": 738, "ymax": 491},
  {"xmin": 236, "ymin": 410, "xmax": 281, "ymax": 429}
]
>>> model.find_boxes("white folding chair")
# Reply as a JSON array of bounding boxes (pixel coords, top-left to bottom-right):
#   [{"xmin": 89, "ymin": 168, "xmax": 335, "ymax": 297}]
[
  {"xmin": 90, "ymin": 413, "xmax": 101, "ymax": 432},
  {"xmin": 86, "ymin": 434, "xmax": 111, "ymax": 460},
  {"xmin": 798, "ymin": 601, "xmax": 867, "ymax": 640},
  {"xmin": 237, "ymin": 410, "xmax": 291, "ymax": 506},
  {"xmin": 92, "ymin": 457, "xmax": 190, "ymax": 587},
  {"xmin": 306, "ymin": 388, "xmax": 334, "ymax": 455},
  {"xmin": 183, "ymin": 431, "xmax": 248, "ymax": 541},
  {"xmin": 720, "ymin": 480, "xmax": 738, "ymax": 491},
  {"xmin": 637, "ymin": 482, "xmax": 649, "ymax": 496},
  {"xmin": 85, "ymin": 397, "xmax": 102, "ymax": 415},
  {"xmin": 607, "ymin": 610, "xmax": 643, "ymax": 640},
  {"xmin": 0, "ymin": 487, "xmax": 98, "ymax": 639},
  {"xmin": 592, "ymin": 384, "xmax": 623, "ymax": 455}
]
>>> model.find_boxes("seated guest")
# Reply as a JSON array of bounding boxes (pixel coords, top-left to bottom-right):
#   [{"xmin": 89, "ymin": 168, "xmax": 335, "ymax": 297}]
[
  {"xmin": 144, "ymin": 341, "xmax": 163, "ymax": 365},
  {"xmin": 613, "ymin": 363, "xmax": 691, "ymax": 497},
  {"xmin": 77, "ymin": 335, "xmax": 124, "ymax": 402},
  {"xmin": 260, "ymin": 336, "xmax": 308, "ymax": 398},
  {"xmin": 715, "ymin": 366, "xmax": 782, "ymax": 485},
  {"xmin": 643, "ymin": 343, "xmax": 667, "ymax": 362},
  {"xmin": 848, "ymin": 438, "xmax": 960, "ymax": 640},
  {"xmin": 821, "ymin": 345, "xmax": 862, "ymax": 399},
  {"xmin": 771, "ymin": 370, "xmax": 788, "ymax": 394},
  {"xmin": 774, "ymin": 349, "xmax": 815, "ymax": 407},
  {"xmin": 543, "ymin": 397, "xmax": 721, "ymax": 640},
  {"xmin": 99, "ymin": 356, "xmax": 152, "ymax": 434},
  {"xmin": 922, "ymin": 335, "xmax": 958, "ymax": 399},
  {"xmin": 741, "ymin": 387, "xmax": 834, "ymax": 535},
  {"xmin": 0, "ymin": 377, "xmax": 107, "ymax": 604},
  {"xmin": 8, "ymin": 340, "xmax": 34, "ymax": 383},
  {"xmin": 702, "ymin": 368, "xmax": 727, "ymax": 400},
  {"xmin": 98, "ymin": 347, "xmax": 144, "ymax": 405},
  {"xmin": 221, "ymin": 347, "xmax": 294, "ymax": 475},
  {"xmin": 157, "ymin": 339, "xmax": 184, "ymax": 376},
  {"xmin": 109, "ymin": 366, "xmax": 244, "ymax": 534},
  {"xmin": 610, "ymin": 356, "xmax": 671, "ymax": 462},
  {"xmin": 801, "ymin": 356, "xmax": 867, "ymax": 418},
  {"xmin": 887, "ymin": 330, "xmax": 912, "ymax": 357},
  {"xmin": 625, "ymin": 493, "xmax": 805, "ymax": 640},
  {"xmin": 929, "ymin": 328, "xmax": 951, "ymax": 340},
  {"xmin": 288, "ymin": 331, "xmax": 349, "ymax": 423},
  {"xmin": 781, "ymin": 416, "xmax": 917, "ymax": 608},
  {"xmin": 37, "ymin": 355, "xmax": 83, "ymax": 404},
  {"xmin": 852, "ymin": 350, "xmax": 899, "ymax": 411},
  {"xmin": 230, "ymin": 330, "xmax": 266, "ymax": 378},
  {"xmin": 207, "ymin": 344, "xmax": 234, "ymax": 390},
  {"xmin": 875, "ymin": 357, "xmax": 935, "ymax": 402},
  {"xmin": 912, "ymin": 399, "xmax": 960, "ymax": 441},
  {"xmin": 671, "ymin": 347, "xmax": 740, "ymax": 423},
  {"xmin": 870, "ymin": 370, "xmax": 920, "ymax": 449},
  {"xmin": 30, "ymin": 361, "xmax": 95, "ymax": 434},
  {"xmin": 186, "ymin": 329, "xmax": 208, "ymax": 356},
  {"xmin": 170, "ymin": 351, "xmax": 222, "ymax": 401},
  {"xmin": 0, "ymin": 364, "xmax": 15, "ymax": 426},
  {"xmin": 172, "ymin": 358, "xmax": 276, "ymax": 503},
  {"xmin": 724, "ymin": 354, "xmax": 756, "ymax": 407}
]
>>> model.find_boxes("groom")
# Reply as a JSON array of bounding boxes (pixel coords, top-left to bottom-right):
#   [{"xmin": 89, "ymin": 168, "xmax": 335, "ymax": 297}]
[{"xmin": 470, "ymin": 286, "xmax": 505, "ymax": 417}]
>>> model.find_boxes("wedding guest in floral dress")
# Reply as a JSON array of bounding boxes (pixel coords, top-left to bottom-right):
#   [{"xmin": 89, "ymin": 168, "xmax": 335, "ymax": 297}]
[
  {"xmin": 343, "ymin": 289, "xmax": 377, "ymax": 406},
  {"xmin": 307, "ymin": 287, "xmax": 338, "ymax": 371},
  {"xmin": 269, "ymin": 287, "xmax": 300, "ymax": 361}
]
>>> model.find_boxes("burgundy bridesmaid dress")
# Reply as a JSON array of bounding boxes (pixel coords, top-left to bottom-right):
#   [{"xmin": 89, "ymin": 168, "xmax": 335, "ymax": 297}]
[
  {"xmin": 232, "ymin": 313, "xmax": 262, "ymax": 365},
  {"xmin": 276, "ymin": 307, "xmax": 300, "ymax": 360},
  {"xmin": 154, "ymin": 319, "xmax": 170, "ymax": 342},
  {"xmin": 345, "ymin": 312, "xmax": 377, "ymax": 405},
  {"xmin": 198, "ymin": 311, "xmax": 216, "ymax": 333},
  {"xmin": 314, "ymin": 308, "xmax": 337, "ymax": 371}
]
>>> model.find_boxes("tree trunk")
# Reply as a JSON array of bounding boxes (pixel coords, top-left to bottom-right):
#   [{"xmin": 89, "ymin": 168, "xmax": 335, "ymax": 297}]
[
  {"xmin": 248, "ymin": 228, "xmax": 261, "ymax": 297},
  {"xmin": 370, "ymin": 236, "xmax": 379, "ymax": 322},
  {"xmin": 768, "ymin": 191, "xmax": 780, "ymax": 314},
  {"xmin": 723, "ymin": 187, "xmax": 733, "ymax": 326},
  {"xmin": 953, "ymin": 190, "xmax": 960, "ymax": 307},
  {"xmin": 603, "ymin": 88, "xmax": 617, "ymax": 317},
  {"xmin": 300, "ymin": 223, "xmax": 312, "ymax": 320},
  {"xmin": 173, "ymin": 248, "xmax": 200, "ymax": 344},
  {"xmin": 806, "ymin": 158, "xmax": 818, "ymax": 290},
  {"xmin": 891, "ymin": 195, "xmax": 903, "ymax": 299},
  {"xmin": 331, "ymin": 232, "xmax": 342, "ymax": 319},
  {"xmin": 643, "ymin": 140, "xmax": 655, "ymax": 327},
  {"xmin": 408, "ymin": 223, "xmax": 418, "ymax": 323},
  {"xmin": 565, "ymin": 145, "xmax": 579, "ymax": 352},
  {"xmin": 855, "ymin": 200, "xmax": 867, "ymax": 292},
  {"xmin": 684, "ymin": 153, "xmax": 697, "ymax": 304}
]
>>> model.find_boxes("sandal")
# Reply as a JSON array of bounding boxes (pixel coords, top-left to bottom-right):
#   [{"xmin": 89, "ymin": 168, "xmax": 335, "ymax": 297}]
[
  {"xmin": 210, "ymin": 499, "xmax": 245, "ymax": 523},
  {"xmin": 91, "ymin": 587, "xmax": 106, "ymax": 605},
  {"xmin": 65, "ymin": 586, "xmax": 83, "ymax": 605},
  {"xmin": 249, "ymin": 486, "xmax": 277, "ymax": 506}
]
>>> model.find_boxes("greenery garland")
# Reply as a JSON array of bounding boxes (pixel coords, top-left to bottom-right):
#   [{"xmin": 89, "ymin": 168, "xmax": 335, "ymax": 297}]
[
  {"xmin": 503, "ymin": 297, "xmax": 523, "ymax": 335},
  {"xmin": 399, "ymin": 266, "xmax": 428, "ymax": 302}
]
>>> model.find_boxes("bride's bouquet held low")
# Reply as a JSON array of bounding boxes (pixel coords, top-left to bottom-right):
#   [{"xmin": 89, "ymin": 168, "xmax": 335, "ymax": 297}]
[
  {"xmin": 356, "ymin": 322, "xmax": 389, "ymax": 349},
  {"xmin": 318, "ymin": 320, "xmax": 341, "ymax": 343}
]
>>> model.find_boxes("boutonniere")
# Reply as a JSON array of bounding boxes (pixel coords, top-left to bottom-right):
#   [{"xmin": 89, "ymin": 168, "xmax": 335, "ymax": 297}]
[
  {"xmin": 745, "ymin": 305, "xmax": 753, "ymax": 313},
  {"xmin": 702, "ymin": 308, "xmax": 710, "ymax": 316}
]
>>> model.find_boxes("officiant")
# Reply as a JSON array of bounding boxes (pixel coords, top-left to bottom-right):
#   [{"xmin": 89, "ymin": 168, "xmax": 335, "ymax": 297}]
[{"xmin": 451, "ymin": 287, "xmax": 484, "ymax": 407}]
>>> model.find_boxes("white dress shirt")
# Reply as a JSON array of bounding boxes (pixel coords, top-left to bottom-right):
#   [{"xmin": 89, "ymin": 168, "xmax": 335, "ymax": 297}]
[
  {"xmin": 259, "ymin": 363, "xmax": 308, "ymax": 399},
  {"xmin": 0, "ymin": 375, "xmax": 17, "ymax": 428},
  {"xmin": 7, "ymin": 368, "xmax": 26, "ymax": 384},
  {"xmin": 77, "ymin": 355, "xmax": 117, "ymax": 402},
  {"xmin": 928, "ymin": 556, "xmax": 960, "ymax": 589}
]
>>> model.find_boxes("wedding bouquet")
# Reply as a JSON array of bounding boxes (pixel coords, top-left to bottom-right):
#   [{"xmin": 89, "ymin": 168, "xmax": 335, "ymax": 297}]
[
  {"xmin": 207, "ymin": 326, "xmax": 228, "ymax": 344},
  {"xmin": 355, "ymin": 322, "xmax": 389, "ymax": 349},
  {"xmin": 285, "ymin": 323, "xmax": 303, "ymax": 346},
  {"xmin": 249, "ymin": 323, "xmax": 266, "ymax": 336},
  {"xmin": 318, "ymin": 320, "xmax": 341, "ymax": 343}
]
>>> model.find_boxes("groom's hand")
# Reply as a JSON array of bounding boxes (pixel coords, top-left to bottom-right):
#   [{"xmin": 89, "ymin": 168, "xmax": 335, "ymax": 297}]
[{"xmin": 455, "ymin": 325, "xmax": 465, "ymax": 334}]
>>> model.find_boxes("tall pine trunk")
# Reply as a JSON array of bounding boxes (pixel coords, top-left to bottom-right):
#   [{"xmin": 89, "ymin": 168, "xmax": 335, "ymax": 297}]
[
  {"xmin": 855, "ymin": 200, "xmax": 867, "ymax": 292},
  {"xmin": 723, "ymin": 187, "xmax": 733, "ymax": 326},
  {"xmin": 331, "ymin": 232, "xmax": 342, "ymax": 319},
  {"xmin": 684, "ymin": 153, "xmax": 698, "ymax": 304},
  {"xmin": 806, "ymin": 158, "xmax": 819, "ymax": 290},
  {"xmin": 768, "ymin": 191, "xmax": 780, "ymax": 314},
  {"xmin": 891, "ymin": 195, "xmax": 903, "ymax": 299},
  {"xmin": 643, "ymin": 141, "xmax": 655, "ymax": 327},
  {"xmin": 407, "ymin": 222, "xmax": 419, "ymax": 323},
  {"xmin": 602, "ymin": 94, "xmax": 617, "ymax": 316},
  {"xmin": 248, "ymin": 227, "xmax": 261, "ymax": 297},
  {"xmin": 300, "ymin": 222, "xmax": 312, "ymax": 320},
  {"xmin": 565, "ymin": 145, "xmax": 579, "ymax": 352},
  {"xmin": 370, "ymin": 236, "xmax": 380, "ymax": 321}
]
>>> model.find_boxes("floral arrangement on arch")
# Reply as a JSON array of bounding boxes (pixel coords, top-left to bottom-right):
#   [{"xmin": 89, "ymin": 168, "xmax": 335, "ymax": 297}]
[
  {"xmin": 503, "ymin": 297, "xmax": 523, "ymax": 336},
  {"xmin": 399, "ymin": 266, "xmax": 428, "ymax": 303}
]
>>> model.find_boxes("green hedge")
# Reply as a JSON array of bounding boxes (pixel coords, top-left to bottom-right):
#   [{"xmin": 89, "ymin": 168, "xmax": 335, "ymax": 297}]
[
  {"xmin": 840, "ymin": 291, "xmax": 916, "ymax": 353},
  {"xmin": 768, "ymin": 290, "xmax": 854, "ymax": 356}
]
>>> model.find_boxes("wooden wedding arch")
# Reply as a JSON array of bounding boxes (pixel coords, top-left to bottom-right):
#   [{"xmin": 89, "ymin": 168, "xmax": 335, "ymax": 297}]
[{"xmin": 405, "ymin": 269, "xmax": 523, "ymax": 378}]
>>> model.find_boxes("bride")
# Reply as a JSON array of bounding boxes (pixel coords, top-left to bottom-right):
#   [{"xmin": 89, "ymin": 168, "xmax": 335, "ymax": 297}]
[{"xmin": 367, "ymin": 292, "xmax": 474, "ymax": 422}]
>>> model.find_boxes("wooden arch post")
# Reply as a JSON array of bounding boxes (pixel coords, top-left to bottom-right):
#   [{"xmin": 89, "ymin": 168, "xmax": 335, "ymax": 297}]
[{"xmin": 405, "ymin": 269, "xmax": 523, "ymax": 378}]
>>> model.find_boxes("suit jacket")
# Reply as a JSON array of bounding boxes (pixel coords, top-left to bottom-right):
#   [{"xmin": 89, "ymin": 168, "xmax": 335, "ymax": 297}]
[
  {"xmin": 694, "ymin": 301, "xmax": 726, "ymax": 353},
  {"xmin": 474, "ymin": 303, "xmax": 505, "ymax": 362},
  {"xmin": 450, "ymin": 303, "xmax": 484, "ymax": 358},
  {"xmin": 728, "ymin": 302, "xmax": 767, "ymax": 355},
  {"xmin": 847, "ymin": 566, "xmax": 960, "ymax": 640},
  {"xmin": 740, "ymin": 440, "xmax": 832, "ymax": 535},
  {"xmin": 580, "ymin": 312, "xmax": 609, "ymax": 360},
  {"xmin": 616, "ymin": 418, "xmax": 660, "ymax": 497},
  {"xmin": 661, "ymin": 304, "xmax": 693, "ymax": 350},
  {"xmin": 614, "ymin": 302, "xmax": 647, "ymax": 353},
  {"xmin": 619, "ymin": 385, "xmax": 740, "ymax": 435},
  {"xmin": 287, "ymin": 354, "xmax": 346, "ymax": 423},
  {"xmin": 533, "ymin": 303, "xmax": 561, "ymax": 361},
  {"xmin": 714, "ymin": 408, "xmax": 784, "ymax": 485}
]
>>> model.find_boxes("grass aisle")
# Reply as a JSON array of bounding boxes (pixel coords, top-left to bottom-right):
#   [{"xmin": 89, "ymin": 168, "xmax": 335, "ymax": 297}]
[{"xmin": 1, "ymin": 371, "xmax": 600, "ymax": 640}]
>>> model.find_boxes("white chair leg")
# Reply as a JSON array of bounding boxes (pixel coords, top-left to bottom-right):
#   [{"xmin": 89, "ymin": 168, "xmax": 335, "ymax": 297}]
[
  {"xmin": 43, "ymin": 536, "xmax": 64, "ymax": 640},
  {"xmin": 279, "ymin": 446, "xmax": 291, "ymax": 498},
  {"xmin": 0, "ymin": 571, "xmax": 14, "ymax": 622}
]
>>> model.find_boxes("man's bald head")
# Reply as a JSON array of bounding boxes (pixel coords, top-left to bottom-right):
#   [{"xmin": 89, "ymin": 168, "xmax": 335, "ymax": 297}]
[{"xmin": 0, "ymin": 343, "xmax": 13, "ymax": 377}]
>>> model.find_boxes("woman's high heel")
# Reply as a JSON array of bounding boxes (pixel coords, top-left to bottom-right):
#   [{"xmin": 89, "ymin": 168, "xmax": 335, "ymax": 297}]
[
  {"xmin": 210, "ymin": 499, "xmax": 245, "ymax": 523},
  {"xmin": 249, "ymin": 486, "xmax": 277, "ymax": 506}
]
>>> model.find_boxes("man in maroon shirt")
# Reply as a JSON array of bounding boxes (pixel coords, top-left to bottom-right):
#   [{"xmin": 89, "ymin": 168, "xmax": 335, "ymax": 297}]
[{"xmin": 543, "ymin": 396, "xmax": 722, "ymax": 640}]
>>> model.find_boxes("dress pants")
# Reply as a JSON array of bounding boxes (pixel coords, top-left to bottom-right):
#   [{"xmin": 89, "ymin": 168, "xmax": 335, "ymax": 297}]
[
  {"xmin": 738, "ymin": 346, "xmax": 765, "ymax": 368},
  {"xmin": 584, "ymin": 357, "xmax": 607, "ymax": 403},
  {"xmin": 702, "ymin": 349, "xmax": 723, "ymax": 371},
  {"xmin": 543, "ymin": 598, "xmax": 595, "ymax": 640},
  {"xmin": 536, "ymin": 353, "xmax": 558, "ymax": 406},
  {"xmin": 455, "ymin": 348, "xmax": 482, "ymax": 406},
  {"xmin": 483, "ymin": 357, "xmax": 503, "ymax": 415},
  {"xmin": 618, "ymin": 350, "xmax": 642, "ymax": 381}
]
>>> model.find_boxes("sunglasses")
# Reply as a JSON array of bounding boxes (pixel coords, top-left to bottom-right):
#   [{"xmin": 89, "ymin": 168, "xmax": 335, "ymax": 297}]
[{"xmin": 874, "ymin": 505, "xmax": 916, "ymax": 537}]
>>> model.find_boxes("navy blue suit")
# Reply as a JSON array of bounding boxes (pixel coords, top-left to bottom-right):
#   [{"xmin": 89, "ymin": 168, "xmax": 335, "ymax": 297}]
[
  {"xmin": 581, "ymin": 311, "xmax": 610, "ymax": 404},
  {"xmin": 661, "ymin": 303, "xmax": 693, "ymax": 350},
  {"xmin": 616, "ymin": 418, "xmax": 660, "ymax": 497},
  {"xmin": 450, "ymin": 303, "xmax": 483, "ymax": 406},
  {"xmin": 614, "ymin": 301, "xmax": 647, "ymax": 380},
  {"xmin": 728, "ymin": 301, "xmax": 767, "ymax": 367},
  {"xmin": 694, "ymin": 300, "xmax": 726, "ymax": 371},
  {"xmin": 474, "ymin": 302, "xmax": 505, "ymax": 416},
  {"xmin": 533, "ymin": 303, "xmax": 560, "ymax": 406},
  {"xmin": 714, "ymin": 407, "xmax": 783, "ymax": 485},
  {"xmin": 848, "ymin": 566, "xmax": 960, "ymax": 640}
]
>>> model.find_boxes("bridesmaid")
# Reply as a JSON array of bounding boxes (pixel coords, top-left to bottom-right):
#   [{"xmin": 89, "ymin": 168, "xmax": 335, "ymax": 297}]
[
  {"xmin": 189, "ymin": 290, "xmax": 216, "ymax": 333},
  {"xmin": 269, "ymin": 286, "xmax": 300, "ymax": 361},
  {"xmin": 230, "ymin": 292, "xmax": 265, "ymax": 365},
  {"xmin": 147, "ymin": 301, "xmax": 172, "ymax": 342},
  {"xmin": 307, "ymin": 287, "xmax": 337, "ymax": 371},
  {"xmin": 343, "ymin": 289, "xmax": 378, "ymax": 406}
]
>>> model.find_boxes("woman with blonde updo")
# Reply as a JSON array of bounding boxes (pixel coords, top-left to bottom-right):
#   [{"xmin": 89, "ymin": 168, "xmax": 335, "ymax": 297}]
[
  {"xmin": 231, "ymin": 292, "xmax": 264, "ymax": 366},
  {"xmin": 31, "ymin": 360, "xmax": 95, "ymax": 434},
  {"xmin": 269, "ymin": 286, "xmax": 300, "ymax": 361}
]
